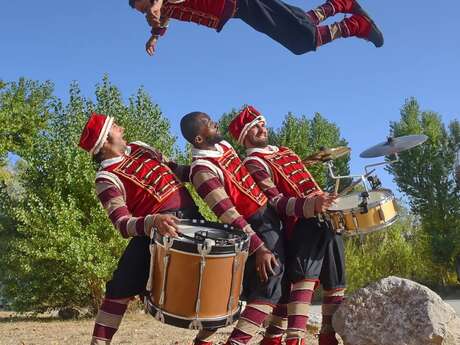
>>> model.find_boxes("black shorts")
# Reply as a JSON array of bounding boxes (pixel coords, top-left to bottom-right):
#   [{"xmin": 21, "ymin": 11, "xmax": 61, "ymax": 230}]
[
  {"xmin": 241, "ymin": 206, "xmax": 290, "ymax": 305},
  {"xmin": 286, "ymin": 218, "xmax": 346, "ymax": 289},
  {"xmin": 105, "ymin": 236, "xmax": 151, "ymax": 299},
  {"xmin": 105, "ymin": 207, "xmax": 202, "ymax": 299}
]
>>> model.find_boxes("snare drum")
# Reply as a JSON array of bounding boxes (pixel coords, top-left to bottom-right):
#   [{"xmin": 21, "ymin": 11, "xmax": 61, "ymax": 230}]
[
  {"xmin": 145, "ymin": 220, "xmax": 249, "ymax": 330},
  {"xmin": 327, "ymin": 189, "xmax": 398, "ymax": 236}
]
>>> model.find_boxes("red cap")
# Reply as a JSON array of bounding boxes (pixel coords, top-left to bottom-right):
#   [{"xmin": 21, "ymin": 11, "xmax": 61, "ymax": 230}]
[
  {"xmin": 78, "ymin": 113, "xmax": 114, "ymax": 155},
  {"xmin": 229, "ymin": 106, "xmax": 266, "ymax": 145}
]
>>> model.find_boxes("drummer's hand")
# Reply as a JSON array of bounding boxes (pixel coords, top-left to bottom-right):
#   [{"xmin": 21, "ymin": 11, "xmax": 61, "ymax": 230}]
[
  {"xmin": 153, "ymin": 214, "xmax": 180, "ymax": 238},
  {"xmin": 145, "ymin": 35, "xmax": 158, "ymax": 56},
  {"xmin": 314, "ymin": 192, "xmax": 337, "ymax": 214},
  {"xmin": 255, "ymin": 245, "xmax": 279, "ymax": 283}
]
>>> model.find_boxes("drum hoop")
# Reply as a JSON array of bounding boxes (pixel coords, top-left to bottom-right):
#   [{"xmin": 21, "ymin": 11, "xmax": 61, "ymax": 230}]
[
  {"xmin": 329, "ymin": 189, "xmax": 395, "ymax": 213},
  {"xmin": 145, "ymin": 297, "xmax": 242, "ymax": 329},
  {"xmin": 147, "ymin": 300, "xmax": 241, "ymax": 321},
  {"xmin": 179, "ymin": 219, "xmax": 248, "ymax": 240},
  {"xmin": 153, "ymin": 218, "xmax": 250, "ymax": 255},
  {"xmin": 343, "ymin": 214, "xmax": 399, "ymax": 237}
]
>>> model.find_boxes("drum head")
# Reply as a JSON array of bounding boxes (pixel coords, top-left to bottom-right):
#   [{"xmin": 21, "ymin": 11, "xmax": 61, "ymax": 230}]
[
  {"xmin": 329, "ymin": 190, "xmax": 393, "ymax": 212},
  {"xmin": 153, "ymin": 219, "xmax": 249, "ymax": 255},
  {"xmin": 178, "ymin": 224, "xmax": 241, "ymax": 244}
]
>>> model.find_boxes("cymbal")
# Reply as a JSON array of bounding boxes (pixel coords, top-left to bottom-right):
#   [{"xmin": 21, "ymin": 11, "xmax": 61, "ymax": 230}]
[
  {"xmin": 303, "ymin": 146, "xmax": 351, "ymax": 163},
  {"xmin": 360, "ymin": 134, "xmax": 428, "ymax": 158}
]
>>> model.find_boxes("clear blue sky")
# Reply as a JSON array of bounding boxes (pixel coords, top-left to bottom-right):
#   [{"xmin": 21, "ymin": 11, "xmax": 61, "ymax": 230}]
[{"xmin": 1, "ymin": 0, "xmax": 459, "ymax": 196}]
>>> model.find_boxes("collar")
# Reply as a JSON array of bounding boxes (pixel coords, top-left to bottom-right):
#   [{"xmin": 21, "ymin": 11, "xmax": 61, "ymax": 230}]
[
  {"xmin": 100, "ymin": 146, "xmax": 132, "ymax": 169},
  {"xmin": 191, "ymin": 140, "xmax": 229, "ymax": 158},
  {"xmin": 246, "ymin": 145, "xmax": 279, "ymax": 155}
]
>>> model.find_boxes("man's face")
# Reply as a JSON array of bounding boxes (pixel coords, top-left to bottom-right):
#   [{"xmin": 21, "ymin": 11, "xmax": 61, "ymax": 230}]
[
  {"xmin": 195, "ymin": 114, "xmax": 222, "ymax": 147},
  {"xmin": 105, "ymin": 123, "xmax": 127, "ymax": 152},
  {"xmin": 245, "ymin": 121, "xmax": 269, "ymax": 148},
  {"xmin": 133, "ymin": 0, "xmax": 151, "ymax": 13}
]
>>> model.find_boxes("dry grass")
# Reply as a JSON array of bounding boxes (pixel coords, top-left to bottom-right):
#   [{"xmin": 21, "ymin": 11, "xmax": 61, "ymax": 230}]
[{"xmin": 0, "ymin": 311, "xmax": 330, "ymax": 345}]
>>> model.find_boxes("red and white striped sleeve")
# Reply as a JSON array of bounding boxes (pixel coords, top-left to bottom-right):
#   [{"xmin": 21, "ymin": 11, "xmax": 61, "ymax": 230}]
[
  {"xmin": 95, "ymin": 175, "xmax": 156, "ymax": 238},
  {"xmin": 244, "ymin": 158, "xmax": 317, "ymax": 219},
  {"xmin": 190, "ymin": 163, "xmax": 264, "ymax": 255}
]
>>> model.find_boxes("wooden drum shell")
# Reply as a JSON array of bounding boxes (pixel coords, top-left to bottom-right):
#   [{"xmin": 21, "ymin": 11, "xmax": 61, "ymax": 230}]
[{"xmin": 150, "ymin": 244, "xmax": 246, "ymax": 319}]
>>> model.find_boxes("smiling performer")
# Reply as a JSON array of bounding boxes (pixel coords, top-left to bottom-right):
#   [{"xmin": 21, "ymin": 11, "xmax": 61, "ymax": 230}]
[
  {"xmin": 180, "ymin": 111, "xmax": 289, "ymax": 345},
  {"xmin": 78, "ymin": 113, "xmax": 213, "ymax": 345},
  {"xmin": 229, "ymin": 106, "xmax": 345, "ymax": 345},
  {"xmin": 129, "ymin": 0, "xmax": 383, "ymax": 56}
]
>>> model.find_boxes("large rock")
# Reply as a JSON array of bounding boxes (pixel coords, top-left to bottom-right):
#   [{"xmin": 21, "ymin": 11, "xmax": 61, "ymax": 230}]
[{"xmin": 332, "ymin": 276, "xmax": 460, "ymax": 345}]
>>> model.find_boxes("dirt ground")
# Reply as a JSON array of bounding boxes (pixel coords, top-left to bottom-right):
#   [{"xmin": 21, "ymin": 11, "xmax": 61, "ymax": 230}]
[{"xmin": 0, "ymin": 311, "xmax": 337, "ymax": 345}]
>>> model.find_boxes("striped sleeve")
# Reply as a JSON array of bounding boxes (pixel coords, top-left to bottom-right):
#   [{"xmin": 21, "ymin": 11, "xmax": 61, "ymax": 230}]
[
  {"xmin": 95, "ymin": 178, "xmax": 156, "ymax": 238},
  {"xmin": 190, "ymin": 164, "xmax": 264, "ymax": 254},
  {"xmin": 151, "ymin": 14, "xmax": 170, "ymax": 37},
  {"xmin": 244, "ymin": 159, "xmax": 317, "ymax": 219}
]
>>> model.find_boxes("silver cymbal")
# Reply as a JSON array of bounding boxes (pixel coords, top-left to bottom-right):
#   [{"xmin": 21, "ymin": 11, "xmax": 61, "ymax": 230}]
[{"xmin": 360, "ymin": 135, "xmax": 428, "ymax": 158}]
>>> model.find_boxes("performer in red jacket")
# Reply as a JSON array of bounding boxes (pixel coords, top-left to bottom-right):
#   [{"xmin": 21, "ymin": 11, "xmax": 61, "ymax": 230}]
[
  {"xmin": 79, "ymin": 113, "xmax": 214, "ymax": 345},
  {"xmin": 228, "ymin": 106, "xmax": 346, "ymax": 345},
  {"xmin": 181, "ymin": 111, "xmax": 291, "ymax": 345},
  {"xmin": 129, "ymin": 0, "xmax": 383, "ymax": 56}
]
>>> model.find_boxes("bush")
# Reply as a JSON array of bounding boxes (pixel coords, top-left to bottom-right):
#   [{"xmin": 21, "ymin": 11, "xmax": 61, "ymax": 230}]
[{"xmin": 345, "ymin": 211, "xmax": 443, "ymax": 293}]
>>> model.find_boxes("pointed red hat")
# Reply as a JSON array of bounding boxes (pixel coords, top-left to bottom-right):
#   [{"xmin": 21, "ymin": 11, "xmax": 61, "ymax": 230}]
[
  {"xmin": 78, "ymin": 113, "xmax": 114, "ymax": 155},
  {"xmin": 229, "ymin": 106, "xmax": 266, "ymax": 145}
]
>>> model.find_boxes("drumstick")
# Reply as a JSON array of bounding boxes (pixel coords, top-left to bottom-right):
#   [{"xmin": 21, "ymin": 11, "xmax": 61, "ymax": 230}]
[{"xmin": 338, "ymin": 169, "xmax": 376, "ymax": 197}]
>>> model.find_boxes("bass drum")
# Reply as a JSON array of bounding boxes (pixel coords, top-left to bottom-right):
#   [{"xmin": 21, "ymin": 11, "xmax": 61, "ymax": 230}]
[{"xmin": 145, "ymin": 219, "xmax": 249, "ymax": 330}]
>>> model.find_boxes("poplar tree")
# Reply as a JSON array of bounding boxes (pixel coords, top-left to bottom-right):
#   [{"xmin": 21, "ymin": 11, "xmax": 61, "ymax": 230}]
[{"xmin": 387, "ymin": 98, "xmax": 460, "ymax": 283}]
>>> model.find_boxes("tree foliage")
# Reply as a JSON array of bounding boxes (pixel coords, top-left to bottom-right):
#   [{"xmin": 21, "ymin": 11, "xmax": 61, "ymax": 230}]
[
  {"xmin": 386, "ymin": 98, "xmax": 460, "ymax": 283},
  {"xmin": 345, "ymin": 208, "xmax": 442, "ymax": 292},
  {"xmin": 0, "ymin": 76, "xmax": 176, "ymax": 312},
  {"xmin": 0, "ymin": 79, "xmax": 53, "ymax": 163}
]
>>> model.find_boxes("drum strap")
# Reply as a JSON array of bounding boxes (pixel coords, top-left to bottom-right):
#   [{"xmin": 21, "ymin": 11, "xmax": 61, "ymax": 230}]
[
  {"xmin": 146, "ymin": 230, "xmax": 157, "ymax": 292},
  {"xmin": 226, "ymin": 243, "xmax": 245, "ymax": 326},
  {"xmin": 156, "ymin": 236, "xmax": 175, "ymax": 324}
]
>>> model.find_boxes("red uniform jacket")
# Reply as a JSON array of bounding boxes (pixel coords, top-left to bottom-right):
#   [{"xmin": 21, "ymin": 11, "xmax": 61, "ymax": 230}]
[
  {"xmin": 246, "ymin": 146, "xmax": 321, "ymax": 236},
  {"xmin": 97, "ymin": 141, "xmax": 193, "ymax": 217}
]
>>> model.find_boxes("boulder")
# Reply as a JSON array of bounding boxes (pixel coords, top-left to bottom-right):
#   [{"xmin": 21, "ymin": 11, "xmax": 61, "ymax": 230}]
[{"xmin": 332, "ymin": 276, "xmax": 460, "ymax": 345}]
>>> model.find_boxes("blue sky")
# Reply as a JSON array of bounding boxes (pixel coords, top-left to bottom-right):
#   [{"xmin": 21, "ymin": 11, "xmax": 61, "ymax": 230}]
[{"xmin": 1, "ymin": 0, "xmax": 459, "ymax": 197}]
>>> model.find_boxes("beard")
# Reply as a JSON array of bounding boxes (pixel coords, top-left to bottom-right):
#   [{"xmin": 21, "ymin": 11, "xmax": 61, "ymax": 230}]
[
  {"xmin": 205, "ymin": 133, "xmax": 224, "ymax": 146},
  {"xmin": 247, "ymin": 134, "xmax": 268, "ymax": 148}
]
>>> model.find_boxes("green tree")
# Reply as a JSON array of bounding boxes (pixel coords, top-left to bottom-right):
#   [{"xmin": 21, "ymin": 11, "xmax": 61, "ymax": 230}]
[
  {"xmin": 386, "ymin": 98, "xmax": 460, "ymax": 283},
  {"xmin": 0, "ymin": 76, "xmax": 177, "ymax": 312},
  {"xmin": 0, "ymin": 79, "xmax": 53, "ymax": 163}
]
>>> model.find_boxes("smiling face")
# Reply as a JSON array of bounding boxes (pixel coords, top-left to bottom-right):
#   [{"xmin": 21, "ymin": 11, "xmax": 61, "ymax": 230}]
[{"xmin": 244, "ymin": 120, "xmax": 269, "ymax": 148}]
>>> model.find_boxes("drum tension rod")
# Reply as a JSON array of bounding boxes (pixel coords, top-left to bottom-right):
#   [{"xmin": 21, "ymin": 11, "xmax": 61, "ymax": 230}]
[{"xmin": 358, "ymin": 191, "xmax": 369, "ymax": 214}]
